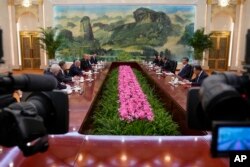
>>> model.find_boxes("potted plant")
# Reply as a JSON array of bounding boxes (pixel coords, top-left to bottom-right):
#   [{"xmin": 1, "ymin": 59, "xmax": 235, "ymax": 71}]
[
  {"xmin": 188, "ymin": 28, "xmax": 213, "ymax": 65},
  {"xmin": 39, "ymin": 27, "xmax": 63, "ymax": 65}
]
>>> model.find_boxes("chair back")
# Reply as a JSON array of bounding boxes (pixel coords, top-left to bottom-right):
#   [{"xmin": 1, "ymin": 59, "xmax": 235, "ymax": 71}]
[
  {"xmin": 188, "ymin": 66, "xmax": 194, "ymax": 80},
  {"xmin": 171, "ymin": 60, "xmax": 177, "ymax": 73}
]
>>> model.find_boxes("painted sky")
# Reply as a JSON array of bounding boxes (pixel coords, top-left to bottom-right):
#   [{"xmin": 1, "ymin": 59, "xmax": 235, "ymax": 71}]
[
  {"xmin": 53, "ymin": 4, "xmax": 196, "ymax": 60},
  {"xmin": 54, "ymin": 5, "xmax": 195, "ymax": 18}
]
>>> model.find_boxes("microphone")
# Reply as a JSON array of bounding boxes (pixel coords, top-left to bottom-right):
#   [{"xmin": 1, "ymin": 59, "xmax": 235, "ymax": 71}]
[{"xmin": 0, "ymin": 74, "xmax": 57, "ymax": 91}]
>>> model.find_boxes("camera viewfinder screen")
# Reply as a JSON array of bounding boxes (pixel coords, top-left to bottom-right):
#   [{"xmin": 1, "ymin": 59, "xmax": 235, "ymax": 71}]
[{"xmin": 217, "ymin": 127, "xmax": 250, "ymax": 151}]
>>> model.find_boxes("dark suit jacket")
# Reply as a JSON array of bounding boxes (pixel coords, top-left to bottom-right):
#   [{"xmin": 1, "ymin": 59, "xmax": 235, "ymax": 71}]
[
  {"xmin": 162, "ymin": 60, "xmax": 172, "ymax": 72},
  {"xmin": 69, "ymin": 64, "xmax": 82, "ymax": 76},
  {"xmin": 159, "ymin": 60, "xmax": 164, "ymax": 67},
  {"xmin": 90, "ymin": 57, "xmax": 98, "ymax": 64},
  {"xmin": 44, "ymin": 72, "xmax": 66, "ymax": 90},
  {"xmin": 56, "ymin": 70, "xmax": 72, "ymax": 83},
  {"xmin": 64, "ymin": 69, "xmax": 70, "ymax": 77},
  {"xmin": 80, "ymin": 59, "xmax": 92, "ymax": 71},
  {"xmin": 169, "ymin": 60, "xmax": 177, "ymax": 73},
  {"xmin": 153, "ymin": 59, "xmax": 160, "ymax": 66},
  {"xmin": 178, "ymin": 64, "xmax": 192, "ymax": 79},
  {"xmin": 191, "ymin": 71, "xmax": 208, "ymax": 86}
]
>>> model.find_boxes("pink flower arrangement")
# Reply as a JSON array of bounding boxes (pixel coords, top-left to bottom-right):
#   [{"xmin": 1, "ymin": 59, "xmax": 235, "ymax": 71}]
[{"xmin": 118, "ymin": 65, "xmax": 154, "ymax": 122}]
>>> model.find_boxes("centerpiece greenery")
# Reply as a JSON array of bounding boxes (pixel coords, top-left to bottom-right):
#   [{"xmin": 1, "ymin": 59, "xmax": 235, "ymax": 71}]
[
  {"xmin": 117, "ymin": 51, "xmax": 133, "ymax": 61},
  {"xmin": 39, "ymin": 27, "xmax": 64, "ymax": 61},
  {"xmin": 187, "ymin": 28, "xmax": 213, "ymax": 63},
  {"xmin": 88, "ymin": 68, "xmax": 180, "ymax": 135}
]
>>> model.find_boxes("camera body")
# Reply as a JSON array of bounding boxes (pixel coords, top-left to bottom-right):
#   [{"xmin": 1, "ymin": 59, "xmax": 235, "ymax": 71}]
[
  {"xmin": 0, "ymin": 28, "xmax": 69, "ymax": 156},
  {"xmin": 22, "ymin": 91, "xmax": 69, "ymax": 134},
  {"xmin": 187, "ymin": 72, "xmax": 250, "ymax": 131},
  {"xmin": 187, "ymin": 29, "xmax": 250, "ymax": 157},
  {"xmin": 0, "ymin": 86, "xmax": 69, "ymax": 156},
  {"xmin": 187, "ymin": 72, "xmax": 250, "ymax": 157}
]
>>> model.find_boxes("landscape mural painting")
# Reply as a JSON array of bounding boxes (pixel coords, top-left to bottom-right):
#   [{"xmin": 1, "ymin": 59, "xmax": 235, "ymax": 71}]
[{"xmin": 53, "ymin": 5, "xmax": 195, "ymax": 61}]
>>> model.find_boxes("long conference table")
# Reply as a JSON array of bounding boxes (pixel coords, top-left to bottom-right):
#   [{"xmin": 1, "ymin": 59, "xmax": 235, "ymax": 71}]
[{"xmin": 0, "ymin": 62, "xmax": 229, "ymax": 167}]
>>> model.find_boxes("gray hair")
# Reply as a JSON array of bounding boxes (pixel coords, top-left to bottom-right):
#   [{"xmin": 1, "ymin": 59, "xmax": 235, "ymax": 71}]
[
  {"xmin": 74, "ymin": 60, "xmax": 81, "ymax": 67},
  {"xmin": 50, "ymin": 64, "xmax": 61, "ymax": 75},
  {"xmin": 75, "ymin": 60, "xmax": 80, "ymax": 64}
]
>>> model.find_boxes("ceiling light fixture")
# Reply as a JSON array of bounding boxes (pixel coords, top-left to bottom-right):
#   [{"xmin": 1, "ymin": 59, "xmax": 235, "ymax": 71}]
[
  {"xmin": 22, "ymin": 0, "xmax": 32, "ymax": 8},
  {"xmin": 218, "ymin": 0, "xmax": 230, "ymax": 7}
]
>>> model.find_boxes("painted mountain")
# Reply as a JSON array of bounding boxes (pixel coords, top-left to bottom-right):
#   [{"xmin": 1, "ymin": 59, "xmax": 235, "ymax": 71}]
[{"xmin": 53, "ymin": 5, "xmax": 195, "ymax": 60}]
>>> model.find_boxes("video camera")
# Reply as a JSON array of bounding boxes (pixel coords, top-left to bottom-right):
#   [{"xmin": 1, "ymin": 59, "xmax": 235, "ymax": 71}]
[
  {"xmin": 0, "ymin": 29, "xmax": 69, "ymax": 156},
  {"xmin": 187, "ymin": 29, "xmax": 250, "ymax": 157}
]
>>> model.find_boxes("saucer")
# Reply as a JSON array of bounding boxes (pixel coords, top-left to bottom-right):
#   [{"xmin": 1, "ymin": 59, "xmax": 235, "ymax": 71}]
[
  {"xmin": 178, "ymin": 81, "xmax": 186, "ymax": 85},
  {"xmin": 164, "ymin": 72, "xmax": 174, "ymax": 76},
  {"xmin": 85, "ymin": 78, "xmax": 94, "ymax": 82}
]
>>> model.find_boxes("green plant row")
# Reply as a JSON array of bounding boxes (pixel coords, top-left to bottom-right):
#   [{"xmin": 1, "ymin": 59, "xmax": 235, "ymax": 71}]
[{"xmin": 89, "ymin": 68, "xmax": 180, "ymax": 135}]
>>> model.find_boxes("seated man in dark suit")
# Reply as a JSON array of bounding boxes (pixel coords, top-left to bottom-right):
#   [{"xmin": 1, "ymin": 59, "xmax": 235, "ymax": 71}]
[
  {"xmin": 169, "ymin": 60, "xmax": 177, "ymax": 73},
  {"xmin": 161, "ymin": 57, "xmax": 172, "ymax": 72},
  {"xmin": 178, "ymin": 57, "xmax": 192, "ymax": 79},
  {"xmin": 158, "ymin": 55, "xmax": 163, "ymax": 66},
  {"xmin": 80, "ymin": 54, "xmax": 92, "ymax": 71},
  {"xmin": 44, "ymin": 64, "xmax": 66, "ymax": 90},
  {"xmin": 90, "ymin": 53, "xmax": 98, "ymax": 65},
  {"xmin": 57, "ymin": 61, "xmax": 72, "ymax": 83},
  {"xmin": 153, "ymin": 53, "xmax": 160, "ymax": 66},
  {"xmin": 190, "ymin": 65, "xmax": 208, "ymax": 86},
  {"xmin": 69, "ymin": 60, "xmax": 82, "ymax": 76}
]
